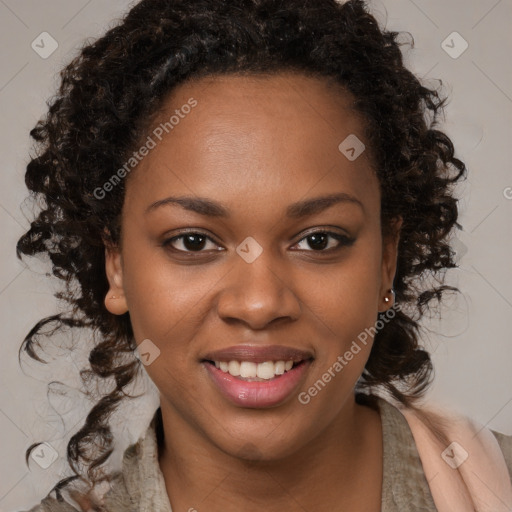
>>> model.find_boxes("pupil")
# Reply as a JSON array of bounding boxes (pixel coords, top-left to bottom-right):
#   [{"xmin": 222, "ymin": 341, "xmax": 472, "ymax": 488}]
[
  {"xmin": 308, "ymin": 233, "xmax": 327, "ymax": 250},
  {"xmin": 184, "ymin": 234, "xmax": 206, "ymax": 251}
]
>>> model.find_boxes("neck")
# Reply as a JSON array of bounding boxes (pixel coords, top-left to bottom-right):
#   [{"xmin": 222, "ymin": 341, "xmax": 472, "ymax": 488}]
[{"xmin": 157, "ymin": 396, "xmax": 383, "ymax": 511}]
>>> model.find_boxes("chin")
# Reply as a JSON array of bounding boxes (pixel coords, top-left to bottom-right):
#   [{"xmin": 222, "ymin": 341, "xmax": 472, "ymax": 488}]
[{"xmin": 213, "ymin": 428, "xmax": 305, "ymax": 463}]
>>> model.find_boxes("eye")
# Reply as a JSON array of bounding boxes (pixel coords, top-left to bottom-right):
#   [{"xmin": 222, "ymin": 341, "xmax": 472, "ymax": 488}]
[
  {"xmin": 161, "ymin": 228, "xmax": 355, "ymax": 255},
  {"xmin": 292, "ymin": 230, "xmax": 355, "ymax": 252},
  {"xmin": 162, "ymin": 232, "xmax": 222, "ymax": 253}
]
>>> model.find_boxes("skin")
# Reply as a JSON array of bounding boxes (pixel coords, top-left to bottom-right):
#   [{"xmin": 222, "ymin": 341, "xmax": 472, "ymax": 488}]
[{"xmin": 104, "ymin": 71, "xmax": 402, "ymax": 511}]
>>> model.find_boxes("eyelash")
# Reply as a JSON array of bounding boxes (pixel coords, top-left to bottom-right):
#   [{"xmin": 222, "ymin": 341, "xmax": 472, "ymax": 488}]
[{"xmin": 161, "ymin": 229, "xmax": 355, "ymax": 255}]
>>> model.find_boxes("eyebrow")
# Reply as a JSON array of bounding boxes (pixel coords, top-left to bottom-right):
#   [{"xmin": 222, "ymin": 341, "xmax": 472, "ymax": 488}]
[{"xmin": 145, "ymin": 192, "xmax": 364, "ymax": 218}]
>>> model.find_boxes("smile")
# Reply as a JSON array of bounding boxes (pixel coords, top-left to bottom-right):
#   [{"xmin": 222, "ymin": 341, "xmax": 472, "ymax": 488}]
[
  {"xmin": 213, "ymin": 359, "xmax": 295, "ymax": 380},
  {"xmin": 203, "ymin": 358, "xmax": 313, "ymax": 408}
]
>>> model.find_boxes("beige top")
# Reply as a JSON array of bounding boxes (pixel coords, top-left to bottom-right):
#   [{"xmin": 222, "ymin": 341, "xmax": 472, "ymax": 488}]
[{"xmin": 23, "ymin": 397, "xmax": 512, "ymax": 512}]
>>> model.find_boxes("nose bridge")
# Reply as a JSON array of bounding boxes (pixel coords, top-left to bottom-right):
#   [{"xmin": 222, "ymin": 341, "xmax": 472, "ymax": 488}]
[{"xmin": 216, "ymin": 245, "xmax": 301, "ymax": 329}]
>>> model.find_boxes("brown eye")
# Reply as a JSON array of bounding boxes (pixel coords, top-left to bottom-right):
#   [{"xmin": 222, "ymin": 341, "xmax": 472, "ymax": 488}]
[
  {"xmin": 293, "ymin": 231, "xmax": 355, "ymax": 252},
  {"xmin": 162, "ymin": 232, "xmax": 221, "ymax": 253}
]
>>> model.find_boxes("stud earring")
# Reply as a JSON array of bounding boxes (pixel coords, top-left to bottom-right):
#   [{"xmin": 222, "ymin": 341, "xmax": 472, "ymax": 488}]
[{"xmin": 383, "ymin": 288, "xmax": 395, "ymax": 304}]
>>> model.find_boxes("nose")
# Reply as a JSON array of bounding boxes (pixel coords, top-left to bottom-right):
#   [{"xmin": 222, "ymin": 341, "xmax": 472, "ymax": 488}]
[{"xmin": 215, "ymin": 252, "xmax": 302, "ymax": 330}]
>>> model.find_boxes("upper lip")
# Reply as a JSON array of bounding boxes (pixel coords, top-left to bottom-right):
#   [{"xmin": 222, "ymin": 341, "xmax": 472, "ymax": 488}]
[{"xmin": 201, "ymin": 345, "xmax": 314, "ymax": 364}]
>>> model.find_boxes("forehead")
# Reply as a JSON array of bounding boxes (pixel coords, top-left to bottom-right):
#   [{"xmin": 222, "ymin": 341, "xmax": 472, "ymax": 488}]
[
  {"xmin": 157, "ymin": 72, "xmax": 367, "ymax": 149},
  {"xmin": 125, "ymin": 72, "xmax": 379, "ymax": 216}
]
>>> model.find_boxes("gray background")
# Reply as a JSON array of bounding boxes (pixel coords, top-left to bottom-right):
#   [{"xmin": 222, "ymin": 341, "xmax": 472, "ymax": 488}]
[{"xmin": 0, "ymin": 0, "xmax": 511, "ymax": 510}]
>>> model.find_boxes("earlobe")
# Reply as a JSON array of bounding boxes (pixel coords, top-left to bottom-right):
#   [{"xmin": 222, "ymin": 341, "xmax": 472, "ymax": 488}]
[
  {"xmin": 104, "ymin": 246, "xmax": 129, "ymax": 315},
  {"xmin": 105, "ymin": 293, "xmax": 129, "ymax": 315},
  {"xmin": 379, "ymin": 216, "xmax": 403, "ymax": 312}
]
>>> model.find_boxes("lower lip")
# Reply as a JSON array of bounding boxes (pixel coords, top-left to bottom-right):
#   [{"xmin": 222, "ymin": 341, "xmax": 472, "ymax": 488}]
[{"xmin": 203, "ymin": 360, "xmax": 312, "ymax": 408}]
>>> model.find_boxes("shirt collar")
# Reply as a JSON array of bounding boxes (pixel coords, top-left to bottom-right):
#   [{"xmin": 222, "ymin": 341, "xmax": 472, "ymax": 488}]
[
  {"xmin": 113, "ymin": 409, "xmax": 173, "ymax": 511},
  {"xmin": 378, "ymin": 396, "xmax": 436, "ymax": 511}
]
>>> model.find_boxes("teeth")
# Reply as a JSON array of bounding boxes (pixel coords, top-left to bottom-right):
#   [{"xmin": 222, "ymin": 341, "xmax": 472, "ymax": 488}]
[
  {"xmin": 257, "ymin": 361, "xmax": 276, "ymax": 379},
  {"xmin": 214, "ymin": 359, "xmax": 298, "ymax": 380},
  {"xmin": 274, "ymin": 361, "xmax": 285, "ymax": 375},
  {"xmin": 240, "ymin": 361, "xmax": 257, "ymax": 378},
  {"xmin": 228, "ymin": 360, "xmax": 241, "ymax": 376}
]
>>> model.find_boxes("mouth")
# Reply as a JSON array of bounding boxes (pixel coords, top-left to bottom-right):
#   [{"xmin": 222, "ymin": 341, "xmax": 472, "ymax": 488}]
[{"xmin": 200, "ymin": 345, "xmax": 314, "ymax": 408}]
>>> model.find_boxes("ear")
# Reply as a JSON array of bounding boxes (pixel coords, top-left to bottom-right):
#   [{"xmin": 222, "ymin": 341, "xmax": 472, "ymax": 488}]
[
  {"xmin": 104, "ymin": 244, "xmax": 129, "ymax": 315},
  {"xmin": 378, "ymin": 216, "xmax": 403, "ymax": 313}
]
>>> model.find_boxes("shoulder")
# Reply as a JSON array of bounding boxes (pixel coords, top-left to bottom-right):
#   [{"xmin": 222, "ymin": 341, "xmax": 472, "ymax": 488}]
[
  {"xmin": 17, "ymin": 496, "xmax": 80, "ymax": 512},
  {"xmin": 17, "ymin": 479, "xmax": 120, "ymax": 512},
  {"xmin": 369, "ymin": 395, "xmax": 438, "ymax": 511},
  {"xmin": 17, "ymin": 426, "xmax": 150, "ymax": 512},
  {"xmin": 492, "ymin": 430, "xmax": 512, "ymax": 480}
]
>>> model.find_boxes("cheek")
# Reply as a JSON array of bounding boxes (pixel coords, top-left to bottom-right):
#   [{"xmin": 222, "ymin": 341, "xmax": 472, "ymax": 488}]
[
  {"xmin": 297, "ymin": 275, "xmax": 380, "ymax": 420},
  {"xmin": 301, "ymin": 243, "xmax": 383, "ymax": 378},
  {"xmin": 310, "ymin": 248, "xmax": 382, "ymax": 327},
  {"xmin": 121, "ymin": 249, "xmax": 209, "ymax": 347}
]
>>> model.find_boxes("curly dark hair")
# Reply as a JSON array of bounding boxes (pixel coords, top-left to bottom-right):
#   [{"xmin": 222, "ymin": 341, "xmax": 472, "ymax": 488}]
[{"xmin": 17, "ymin": 0, "xmax": 466, "ymax": 501}]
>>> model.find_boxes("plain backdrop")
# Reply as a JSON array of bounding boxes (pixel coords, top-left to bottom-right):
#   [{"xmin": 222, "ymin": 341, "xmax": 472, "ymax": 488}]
[{"xmin": 0, "ymin": 0, "xmax": 511, "ymax": 510}]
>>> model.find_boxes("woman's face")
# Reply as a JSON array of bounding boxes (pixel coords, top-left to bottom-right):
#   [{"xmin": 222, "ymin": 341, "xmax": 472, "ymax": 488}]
[{"xmin": 105, "ymin": 72, "xmax": 400, "ymax": 460}]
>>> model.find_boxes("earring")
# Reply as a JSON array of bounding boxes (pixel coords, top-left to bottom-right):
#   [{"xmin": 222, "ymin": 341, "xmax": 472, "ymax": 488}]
[
  {"xmin": 383, "ymin": 288, "xmax": 395, "ymax": 304},
  {"xmin": 110, "ymin": 295, "xmax": 118, "ymax": 300}
]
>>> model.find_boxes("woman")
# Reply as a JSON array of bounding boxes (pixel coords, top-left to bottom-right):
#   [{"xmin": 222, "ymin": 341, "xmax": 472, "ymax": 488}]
[{"xmin": 17, "ymin": 0, "xmax": 512, "ymax": 510}]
